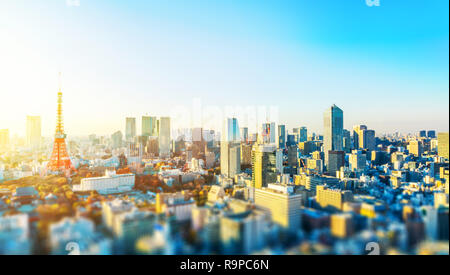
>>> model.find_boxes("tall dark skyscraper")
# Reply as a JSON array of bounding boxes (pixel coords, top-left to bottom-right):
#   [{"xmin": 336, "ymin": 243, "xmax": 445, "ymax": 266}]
[
  {"xmin": 299, "ymin": 127, "xmax": 308, "ymax": 142},
  {"xmin": 323, "ymin": 104, "xmax": 343, "ymax": 165},
  {"xmin": 427, "ymin": 130, "xmax": 436, "ymax": 139},
  {"xmin": 277, "ymin": 125, "xmax": 286, "ymax": 149}
]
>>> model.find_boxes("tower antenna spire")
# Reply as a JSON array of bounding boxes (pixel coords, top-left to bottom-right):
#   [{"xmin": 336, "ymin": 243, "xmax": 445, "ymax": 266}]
[{"xmin": 47, "ymin": 72, "xmax": 74, "ymax": 174}]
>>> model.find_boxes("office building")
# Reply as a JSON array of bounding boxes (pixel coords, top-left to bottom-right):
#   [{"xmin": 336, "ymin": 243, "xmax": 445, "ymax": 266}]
[
  {"xmin": 299, "ymin": 141, "xmax": 316, "ymax": 156},
  {"xmin": 306, "ymin": 158, "xmax": 323, "ymax": 174},
  {"xmin": 158, "ymin": 117, "xmax": 171, "ymax": 158},
  {"xmin": 111, "ymin": 131, "xmax": 123, "ymax": 149},
  {"xmin": 299, "ymin": 127, "xmax": 307, "ymax": 142},
  {"xmin": 260, "ymin": 123, "xmax": 272, "ymax": 144},
  {"xmin": 269, "ymin": 122, "xmax": 276, "ymax": 144},
  {"xmin": 363, "ymin": 129, "xmax": 376, "ymax": 151},
  {"xmin": 277, "ymin": 124, "xmax": 286, "ymax": 149},
  {"xmin": 223, "ymin": 118, "xmax": 240, "ymax": 142},
  {"xmin": 240, "ymin": 143, "xmax": 252, "ymax": 166},
  {"xmin": 316, "ymin": 185, "xmax": 353, "ymax": 211},
  {"xmin": 408, "ymin": 139, "xmax": 423, "ymax": 157},
  {"xmin": 221, "ymin": 118, "xmax": 241, "ymax": 178},
  {"xmin": 125, "ymin": 117, "xmax": 136, "ymax": 142},
  {"xmin": 220, "ymin": 209, "xmax": 268, "ymax": 254},
  {"xmin": 155, "ymin": 192, "xmax": 195, "ymax": 221},
  {"xmin": 142, "ymin": 116, "xmax": 157, "ymax": 137},
  {"xmin": 349, "ymin": 150, "xmax": 366, "ymax": 172},
  {"xmin": 353, "ymin": 125, "xmax": 376, "ymax": 151},
  {"xmin": 327, "ymin": 151, "xmax": 345, "ymax": 177},
  {"xmin": 438, "ymin": 133, "xmax": 449, "ymax": 159},
  {"xmin": 331, "ymin": 213, "xmax": 354, "ymax": 238},
  {"xmin": 26, "ymin": 116, "xmax": 41, "ymax": 149},
  {"xmin": 254, "ymin": 184, "xmax": 302, "ymax": 231},
  {"xmin": 72, "ymin": 170, "xmax": 135, "ymax": 194},
  {"xmin": 240, "ymin": 127, "xmax": 249, "ymax": 144},
  {"xmin": 353, "ymin": 125, "xmax": 365, "ymax": 149},
  {"xmin": 220, "ymin": 141, "xmax": 241, "ymax": 179},
  {"xmin": 252, "ymin": 144, "xmax": 278, "ymax": 189},
  {"xmin": 286, "ymin": 134, "xmax": 296, "ymax": 147},
  {"xmin": 427, "ymin": 130, "xmax": 436, "ymax": 139},
  {"xmin": 292, "ymin": 128, "xmax": 300, "ymax": 143},
  {"xmin": 343, "ymin": 129, "xmax": 351, "ymax": 153},
  {"xmin": 323, "ymin": 104, "xmax": 343, "ymax": 165}
]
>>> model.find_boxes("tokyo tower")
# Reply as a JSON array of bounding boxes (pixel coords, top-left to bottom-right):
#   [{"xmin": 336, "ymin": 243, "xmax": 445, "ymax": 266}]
[{"xmin": 47, "ymin": 75, "xmax": 74, "ymax": 173}]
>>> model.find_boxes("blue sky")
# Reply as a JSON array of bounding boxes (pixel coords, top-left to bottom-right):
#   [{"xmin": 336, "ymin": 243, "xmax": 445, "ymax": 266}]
[{"xmin": 0, "ymin": 0, "xmax": 448, "ymax": 136}]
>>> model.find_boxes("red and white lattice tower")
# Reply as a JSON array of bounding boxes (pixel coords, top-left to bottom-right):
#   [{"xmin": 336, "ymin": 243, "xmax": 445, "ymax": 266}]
[{"xmin": 47, "ymin": 75, "xmax": 74, "ymax": 174}]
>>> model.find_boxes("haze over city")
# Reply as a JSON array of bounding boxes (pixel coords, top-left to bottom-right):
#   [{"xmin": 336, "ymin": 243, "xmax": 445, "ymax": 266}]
[{"xmin": 0, "ymin": 0, "xmax": 448, "ymax": 137}]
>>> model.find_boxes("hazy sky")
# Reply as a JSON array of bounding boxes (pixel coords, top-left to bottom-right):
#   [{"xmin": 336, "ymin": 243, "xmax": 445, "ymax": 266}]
[{"xmin": 0, "ymin": 0, "xmax": 448, "ymax": 137}]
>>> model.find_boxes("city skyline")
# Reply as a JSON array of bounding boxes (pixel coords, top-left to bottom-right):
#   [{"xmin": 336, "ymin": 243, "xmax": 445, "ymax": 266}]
[
  {"xmin": 1, "ymin": 0, "xmax": 449, "ymax": 136},
  {"xmin": 0, "ymin": 0, "xmax": 448, "ymax": 257}
]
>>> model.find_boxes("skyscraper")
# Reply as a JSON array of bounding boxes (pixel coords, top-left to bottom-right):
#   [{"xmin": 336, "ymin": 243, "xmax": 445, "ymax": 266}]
[
  {"xmin": 26, "ymin": 116, "xmax": 41, "ymax": 149},
  {"xmin": 240, "ymin": 127, "xmax": 249, "ymax": 144},
  {"xmin": 223, "ymin": 118, "xmax": 240, "ymax": 142},
  {"xmin": 269, "ymin": 122, "xmax": 276, "ymax": 144},
  {"xmin": 353, "ymin": 125, "xmax": 375, "ymax": 151},
  {"xmin": 408, "ymin": 139, "xmax": 423, "ymax": 157},
  {"xmin": 343, "ymin": 129, "xmax": 351, "ymax": 153},
  {"xmin": 221, "ymin": 118, "xmax": 241, "ymax": 178},
  {"xmin": 252, "ymin": 144, "xmax": 278, "ymax": 189},
  {"xmin": 277, "ymin": 125, "xmax": 286, "ymax": 149},
  {"xmin": 327, "ymin": 151, "xmax": 345, "ymax": 177},
  {"xmin": 220, "ymin": 142, "xmax": 241, "ymax": 178},
  {"xmin": 438, "ymin": 133, "xmax": 449, "ymax": 159},
  {"xmin": 352, "ymin": 125, "xmax": 367, "ymax": 150},
  {"xmin": 142, "ymin": 116, "xmax": 157, "ymax": 137},
  {"xmin": 427, "ymin": 130, "xmax": 436, "ymax": 139},
  {"xmin": 158, "ymin": 117, "xmax": 171, "ymax": 158},
  {"xmin": 349, "ymin": 150, "xmax": 366, "ymax": 172},
  {"xmin": 363, "ymin": 129, "xmax": 376, "ymax": 151},
  {"xmin": 111, "ymin": 131, "xmax": 123, "ymax": 149},
  {"xmin": 125, "ymin": 117, "xmax": 136, "ymax": 142},
  {"xmin": 292, "ymin": 128, "xmax": 300, "ymax": 143},
  {"xmin": 261, "ymin": 123, "xmax": 271, "ymax": 144},
  {"xmin": 299, "ymin": 127, "xmax": 308, "ymax": 142},
  {"xmin": 323, "ymin": 104, "xmax": 343, "ymax": 165}
]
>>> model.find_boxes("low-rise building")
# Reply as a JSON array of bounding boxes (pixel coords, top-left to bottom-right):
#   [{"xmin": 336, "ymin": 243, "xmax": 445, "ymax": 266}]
[{"xmin": 72, "ymin": 170, "xmax": 135, "ymax": 194}]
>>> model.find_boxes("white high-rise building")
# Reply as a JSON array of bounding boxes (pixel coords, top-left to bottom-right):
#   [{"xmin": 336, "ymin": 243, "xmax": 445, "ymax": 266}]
[
  {"xmin": 158, "ymin": 117, "xmax": 171, "ymax": 158},
  {"xmin": 26, "ymin": 116, "xmax": 41, "ymax": 149}
]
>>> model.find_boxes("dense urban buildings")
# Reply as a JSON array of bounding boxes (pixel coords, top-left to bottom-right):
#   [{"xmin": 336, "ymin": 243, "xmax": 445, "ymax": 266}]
[
  {"xmin": 1, "ymin": 100, "xmax": 449, "ymax": 256},
  {"xmin": 0, "ymin": 1, "xmax": 448, "ymax": 258}
]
